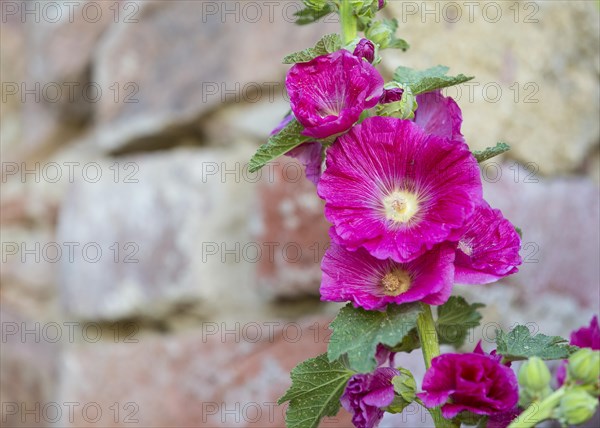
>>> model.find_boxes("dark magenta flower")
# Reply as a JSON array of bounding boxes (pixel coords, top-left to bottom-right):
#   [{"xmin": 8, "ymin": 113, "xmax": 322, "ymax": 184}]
[
  {"xmin": 341, "ymin": 367, "xmax": 399, "ymax": 428},
  {"xmin": 286, "ymin": 49, "xmax": 384, "ymax": 139},
  {"xmin": 454, "ymin": 201, "xmax": 522, "ymax": 284},
  {"xmin": 418, "ymin": 353, "xmax": 519, "ymax": 419},
  {"xmin": 317, "ymin": 116, "xmax": 482, "ymax": 263},
  {"xmin": 414, "ymin": 90, "xmax": 464, "ymax": 142},
  {"xmin": 353, "ymin": 38, "xmax": 376, "ymax": 63},
  {"xmin": 270, "ymin": 115, "xmax": 323, "ymax": 185},
  {"xmin": 571, "ymin": 315, "xmax": 600, "ymax": 350},
  {"xmin": 320, "ymin": 240, "xmax": 455, "ymax": 310}
]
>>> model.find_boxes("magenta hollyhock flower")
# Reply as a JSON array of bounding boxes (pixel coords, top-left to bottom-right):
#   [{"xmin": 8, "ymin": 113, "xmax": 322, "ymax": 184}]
[
  {"xmin": 454, "ymin": 201, "xmax": 522, "ymax": 284},
  {"xmin": 286, "ymin": 50, "xmax": 384, "ymax": 139},
  {"xmin": 413, "ymin": 90, "xmax": 464, "ymax": 142},
  {"xmin": 570, "ymin": 315, "xmax": 600, "ymax": 350},
  {"xmin": 317, "ymin": 116, "xmax": 482, "ymax": 263},
  {"xmin": 418, "ymin": 353, "xmax": 519, "ymax": 419},
  {"xmin": 341, "ymin": 367, "xmax": 399, "ymax": 428},
  {"xmin": 353, "ymin": 38, "xmax": 376, "ymax": 63},
  {"xmin": 320, "ymin": 240, "xmax": 455, "ymax": 310},
  {"xmin": 270, "ymin": 115, "xmax": 323, "ymax": 185}
]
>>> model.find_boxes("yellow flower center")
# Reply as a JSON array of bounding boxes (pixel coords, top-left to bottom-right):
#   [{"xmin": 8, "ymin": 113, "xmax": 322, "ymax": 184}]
[
  {"xmin": 381, "ymin": 269, "xmax": 412, "ymax": 296},
  {"xmin": 382, "ymin": 191, "xmax": 420, "ymax": 224},
  {"xmin": 458, "ymin": 240, "xmax": 474, "ymax": 256}
]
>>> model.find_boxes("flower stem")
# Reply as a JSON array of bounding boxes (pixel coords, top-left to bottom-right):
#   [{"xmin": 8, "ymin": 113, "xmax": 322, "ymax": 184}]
[
  {"xmin": 507, "ymin": 387, "xmax": 565, "ymax": 428},
  {"xmin": 339, "ymin": 0, "xmax": 358, "ymax": 44},
  {"xmin": 416, "ymin": 303, "xmax": 457, "ymax": 428}
]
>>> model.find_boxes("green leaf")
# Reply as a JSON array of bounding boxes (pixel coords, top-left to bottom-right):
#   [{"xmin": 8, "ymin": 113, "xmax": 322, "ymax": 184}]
[
  {"xmin": 387, "ymin": 368, "xmax": 417, "ymax": 413},
  {"xmin": 294, "ymin": 3, "xmax": 335, "ymax": 25},
  {"xmin": 388, "ymin": 37, "xmax": 410, "ymax": 51},
  {"xmin": 389, "ymin": 328, "xmax": 420, "ymax": 353},
  {"xmin": 278, "ymin": 353, "xmax": 353, "ymax": 428},
  {"xmin": 248, "ymin": 118, "xmax": 312, "ymax": 173},
  {"xmin": 393, "ymin": 65, "xmax": 474, "ymax": 95},
  {"xmin": 437, "ymin": 296, "xmax": 485, "ymax": 348},
  {"xmin": 495, "ymin": 325, "xmax": 579, "ymax": 362},
  {"xmin": 328, "ymin": 303, "xmax": 422, "ymax": 373},
  {"xmin": 283, "ymin": 33, "xmax": 342, "ymax": 64},
  {"xmin": 473, "ymin": 142, "xmax": 511, "ymax": 163}
]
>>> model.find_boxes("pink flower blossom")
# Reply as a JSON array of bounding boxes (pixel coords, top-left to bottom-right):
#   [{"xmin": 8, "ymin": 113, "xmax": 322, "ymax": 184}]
[
  {"xmin": 418, "ymin": 352, "xmax": 519, "ymax": 419},
  {"xmin": 286, "ymin": 50, "xmax": 384, "ymax": 139},
  {"xmin": 317, "ymin": 116, "xmax": 482, "ymax": 262},
  {"xmin": 320, "ymin": 240, "xmax": 455, "ymax": 310},
  {"xmin": 454, "ymin": 201, "xmax": 522, "ymax": 284}
]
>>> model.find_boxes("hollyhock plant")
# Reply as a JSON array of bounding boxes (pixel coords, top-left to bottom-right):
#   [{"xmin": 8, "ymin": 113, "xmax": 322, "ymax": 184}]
[
  {"xmin": 454, "ymin": 201, "xmax": 522, "ymax": 284},
  {"xmin": 286, "ymin": 49, "xmax": 384, "ymax": 139},
  {"xmin": 321, "ymin": 241, "xmax": 455, "ymax": 310},
  {"xmin": 341, "ymin": 367, "xmax": 399, "ymax": 428},
  {"xmin": 261, "ymin": 3, "xmax": 594, "ymax": 428},
  {"xmin": 318, "ymin": 116, "xmax": 482, "ymax": 262},
  {"xmin": 419, "ymin": 352, "xmax": 519, "ymax": 418},
  {"xmin": 414, "ymin": 90, "xmax": 465, "ymax": 142}
]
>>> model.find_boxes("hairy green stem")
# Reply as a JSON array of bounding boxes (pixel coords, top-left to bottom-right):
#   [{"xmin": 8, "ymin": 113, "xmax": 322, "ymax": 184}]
[
  {"xmin": 416, "ymin": 304, "xmax": 457, "ymax": 428},
  {"xmin": 507, "ymin": 387, "xmax": 565, "ymax": 428},
  {"xmin": 339, "ymin": 0, "xmax": 357, "ymax": 44}
]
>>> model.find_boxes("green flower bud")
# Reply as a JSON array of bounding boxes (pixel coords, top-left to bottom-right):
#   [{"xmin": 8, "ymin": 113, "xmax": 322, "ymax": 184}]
[
  {"xmin": 568, "ymin": 348, "xmax": 600, "ymax": 384},
  {"xmin": 559, "ymin": 389, "xmax": 598, "ymax": 425},
  {"xmin": 365, "ymin": 21, "xmax": 394, "ymax": 48},
  {"xmin": 518, "ymin": 357, "xmax": 552, "ymax": 393}
]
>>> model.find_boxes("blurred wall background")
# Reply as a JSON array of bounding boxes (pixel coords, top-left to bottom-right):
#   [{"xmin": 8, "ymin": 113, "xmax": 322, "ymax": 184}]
[{"xmin": 1, "ymin": 1, "xmax": 599, "ymax": 427}]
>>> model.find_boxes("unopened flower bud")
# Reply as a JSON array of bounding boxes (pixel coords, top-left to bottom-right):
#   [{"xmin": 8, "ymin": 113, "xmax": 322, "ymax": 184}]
[
  {"xmin": 559, "ymin": 389, "xmax": 598, "ymax": 425},
  {"xmin": 518, "ymin": 357, "xmax": 551, "ymax": 393},
  {"xmin": 568, "ymin": 348, "xmax": 600, "ymax": 384},
  {"xmin": 353, "ymin": 39, "xmax": 376, "ymax": 63},
  {"xmin": 365, "ymin": 21, "xmax": 394, "ymax": 48}
]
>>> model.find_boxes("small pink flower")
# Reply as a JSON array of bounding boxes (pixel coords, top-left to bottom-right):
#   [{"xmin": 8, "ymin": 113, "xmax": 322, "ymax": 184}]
[
  {"xmin": 341, "ymin": 367, "xmax": 399, "ymax": 428},
  {"xmin": 454, "ymin": 201, "xmax": 522, "ymax": 284},
  {"xmin": 286, "ymin": 50, "xmax": 384, "ymax": 139}
]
